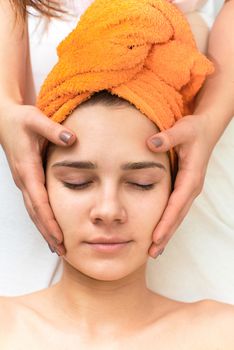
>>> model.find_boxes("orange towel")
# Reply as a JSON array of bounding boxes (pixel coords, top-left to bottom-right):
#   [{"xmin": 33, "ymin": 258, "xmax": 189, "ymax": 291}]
[{"xmin": 37, "ymin": 0, "xmax": 214, "ymax": 170}]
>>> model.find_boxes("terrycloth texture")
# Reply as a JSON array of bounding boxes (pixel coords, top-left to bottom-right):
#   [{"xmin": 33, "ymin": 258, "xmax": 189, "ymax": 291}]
[{"xmin": 37, "ymin": 0, "xmax": 214, "ymax": 168}]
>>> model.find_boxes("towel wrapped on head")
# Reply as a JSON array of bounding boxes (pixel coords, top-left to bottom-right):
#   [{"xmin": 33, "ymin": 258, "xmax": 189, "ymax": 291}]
[{"xmin": 37, "ymin": 0, "xmax": 214, "ymax": 170}]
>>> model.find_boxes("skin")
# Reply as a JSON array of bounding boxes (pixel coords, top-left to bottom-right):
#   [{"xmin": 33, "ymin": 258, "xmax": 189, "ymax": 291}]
[
  {"xmin": 0, "ymin": 0, "xmax": 232, "ymax": 258},
  {"xmin": 148, "ymin": 0, "xmax": 234, "ymax": 257},
  {"xmin": 0, "ymin": 103, "xmax": 234, "ymax": 349},
  {"xmin": 0, "ymin": 1, "xmax": 75, "ymax": 252},
  {"xmin": 46, "ymin": 103, "xmax": 171, "ymax": 263}
]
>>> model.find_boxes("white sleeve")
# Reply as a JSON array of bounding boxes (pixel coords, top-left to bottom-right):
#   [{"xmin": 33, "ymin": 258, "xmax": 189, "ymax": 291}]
[{"xmin": 171, "ymin": 0, "xmax": 207, "ymax": 13}]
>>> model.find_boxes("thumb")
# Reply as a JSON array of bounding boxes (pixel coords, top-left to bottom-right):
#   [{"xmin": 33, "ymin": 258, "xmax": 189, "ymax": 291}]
[
  {"xmin": 146, "ymin": 118, "xmax": 195, "ymax": 152},
  {"xmin": 25, "ymin": 107, "xmax": 76, "ymax": 146}
]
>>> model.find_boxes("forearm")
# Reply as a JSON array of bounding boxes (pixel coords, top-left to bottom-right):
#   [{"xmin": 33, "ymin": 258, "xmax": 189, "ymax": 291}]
[
  {"xmin": 194, "ymin": 0, "xmax": 234, "ymax": 143},
  {"xmin": 0, "ymin": 1, "xmax": 28, "ymax": 106}
]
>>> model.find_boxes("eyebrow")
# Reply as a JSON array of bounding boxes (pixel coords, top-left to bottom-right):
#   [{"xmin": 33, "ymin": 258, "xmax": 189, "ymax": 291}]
[{"xmin": 52, "ymin": 160, "xmax": 166, "ymax": 171}]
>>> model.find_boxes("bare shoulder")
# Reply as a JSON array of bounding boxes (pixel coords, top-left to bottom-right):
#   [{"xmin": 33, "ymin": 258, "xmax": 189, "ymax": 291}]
[
  {"xmin": 0, "ymin": 296, "xmax": 18, "ymax": 343},
  {"xmin": 0, "ymin": 293, "xmax": 41, "ymax": 334},
  {"xmin": 196, "ymin": 298, "xmax": 234, "ymax": 323},
  {"xmin": 0, "ymin": 291, "xmax": 51, "ymax": 348},
  {"xmin": 191, "ymin": 299, "xmax": 234, "ymax": 349},
  {"xmin": 0, "ymin": 295, "xmax": 15, "ymax": 322}
]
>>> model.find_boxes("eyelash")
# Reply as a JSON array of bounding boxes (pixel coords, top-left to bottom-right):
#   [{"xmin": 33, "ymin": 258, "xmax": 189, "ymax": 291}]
[{"xmin": 63, "ymin": 181, "xmax": 155, "ymax": 191}]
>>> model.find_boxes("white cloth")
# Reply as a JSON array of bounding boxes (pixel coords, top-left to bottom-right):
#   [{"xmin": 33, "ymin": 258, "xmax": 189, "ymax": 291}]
[
  {"xmin": 148, "ymin": 0, "xmax": 234, "ymax": 304},
  {"xmin": 173, "ymin": 0, "xmax": 207, "ymax": 13},
  {"xmin": 1, "ymin": 0, "xmax": 233, "ymax": 303}
]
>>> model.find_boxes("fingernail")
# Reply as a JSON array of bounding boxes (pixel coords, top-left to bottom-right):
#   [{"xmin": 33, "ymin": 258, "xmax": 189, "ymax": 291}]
[
  {"xmin": 55, "ymin": 249, "xmax": 62, "ymax": 257},
  {"xmin": 50, "ymin": 235, "xmax": 61, "ymax": 245},
  {"xmin": 150, "ymin": 137, "xmax": 163, "ymax": 148},
  {"xmin": 48, "ymin": 243, "xmax": 55, "ymax": 253},
  {"xmin": 159, "ymin": 248, "xmax": 164, "ymax": 255},
  {"xmin": 55, "ymin": 245, "xmax": 66, "ymax": 257},
  {"xmin": 55, "ymin": 249, "xmax": 65, "ymax": 257},
  {"xmin": 153, "ymin": 248, "xmax": 164, "ymax": 259},
  {"xmin": 59, "ymin": 131, "xmax": 73, "ymax": 144}
]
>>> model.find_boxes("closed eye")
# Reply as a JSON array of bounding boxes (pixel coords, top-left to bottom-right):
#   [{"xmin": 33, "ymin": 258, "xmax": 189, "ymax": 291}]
[
  {"xmin": 128, "ymin": 183, "xmax": 155, "ymax": 191},
  {"xmin": 63, "ymin": 181, "xmax": 93, "ymax": 190},
  {"xmin": 63, "ymin": 181, "xmax": 156, "ymax": 191}
]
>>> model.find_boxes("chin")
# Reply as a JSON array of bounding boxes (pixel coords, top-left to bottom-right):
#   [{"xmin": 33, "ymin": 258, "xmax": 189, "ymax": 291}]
[
  {"xmin": 65, "ymin": 256, "xmax": 141, "ymax": 281},
  {"xmin": 85, "ymin": 271, "xmax": 129, "ymax": 282}
]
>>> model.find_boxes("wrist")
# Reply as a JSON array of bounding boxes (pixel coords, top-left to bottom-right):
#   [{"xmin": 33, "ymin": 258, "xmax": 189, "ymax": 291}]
[
  {"xmin": 0, "ymin": 99, "xmax": 24, "ymax": 138},
  {"xmin": 0, "ymin": 95, "xmax": 23, "ymax": 109},
  {"xmin": 194, "ymin": 107, "xmax": 233, "ymax": 147},
  {"xmin": 2, "ymin": 88, "xmax": 24, "ymax": 101}
]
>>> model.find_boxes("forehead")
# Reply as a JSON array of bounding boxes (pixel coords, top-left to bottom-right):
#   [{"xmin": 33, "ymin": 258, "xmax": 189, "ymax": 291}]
[
  {"xmin": 46, "ymin": 103, "xmax": 168, "ymax": 168},
  {"xmin": 64, "ymin": 103, "xmax": 160, "ymax": 141}
]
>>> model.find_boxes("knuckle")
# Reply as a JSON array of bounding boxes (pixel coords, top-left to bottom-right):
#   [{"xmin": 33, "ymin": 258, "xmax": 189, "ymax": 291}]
[
  {"xmin": 11, "ymin": 162, "xmax": 25, "ymax": 187},
  {"xmin": 24, "ymin": 201, "xmax": 37, "ymax": 223},
  {"xmin": 184, "ymin": 121, "xmax": 197, "ymax": 140},
  {"xmin": 11, "ymin": 173, "xmax": 22, "ymax": 188},
  {"xmin": 192, "ymin": 173, "xmax": 205, "ymax": 196},
  {"xmin": 23, "ymin": 106, "xmax": 37, "ymax": 128},
  {"xmin": 28, "ymin": 209, "xmax": 37, "ymax": 223},
  {"xmin": 13, "ymin": 161, "xmax": 23, "ymax": 176},
  {"xmin": 165, "ymin": 130, "xmax": 177, "ymax": 148},
  {"xmin": 45, "ymin": 121, "xmax": 61, "ymax": 141},
  {"xmin": 31, "ymin": 200, "xmax": 43, "ymax": 215}
]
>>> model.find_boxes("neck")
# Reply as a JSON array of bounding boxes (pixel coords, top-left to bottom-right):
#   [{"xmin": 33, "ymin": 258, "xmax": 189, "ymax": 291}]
[{"xmin": 52, "ymin": 261, "xmax": 158, "ymax": 336}]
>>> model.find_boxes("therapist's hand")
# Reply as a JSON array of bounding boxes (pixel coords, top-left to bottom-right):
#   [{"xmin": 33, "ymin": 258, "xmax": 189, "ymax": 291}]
[
  {"xmin": 0, "ymin": 102, "xmax": 76, "ymax": 255},
  {"xmin": 147, "ymin": 114, "xmax": 215, "ymax": 258}
]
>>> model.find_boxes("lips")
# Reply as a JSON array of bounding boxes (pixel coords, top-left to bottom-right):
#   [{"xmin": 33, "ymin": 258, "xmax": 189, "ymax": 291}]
[
  {"xmin": 84, "ymin": 239, "xmax": 132, "ymax": 253},
  {"xmin": 85, "ymin": 237, "xmax": 132, "ymax": 244}
]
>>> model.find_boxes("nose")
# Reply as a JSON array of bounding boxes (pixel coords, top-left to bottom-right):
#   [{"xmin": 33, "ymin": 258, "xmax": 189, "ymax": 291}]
[{"xmin": 90, "ymin": 187, "xmax": 127, "ymax": 226}]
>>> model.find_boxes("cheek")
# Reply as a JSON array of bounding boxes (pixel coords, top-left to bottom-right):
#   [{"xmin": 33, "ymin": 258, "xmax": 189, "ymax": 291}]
[
  {"xmin": 46, "ymin": 173, "xmax": 171, "ymax": 247},
  {"xmin": 47, "ymin": 181, "xmax": 86, "ymax": 236},
  {"xmin": 132, "ymin": 182, "xmax": 170, "ymax": 240}
]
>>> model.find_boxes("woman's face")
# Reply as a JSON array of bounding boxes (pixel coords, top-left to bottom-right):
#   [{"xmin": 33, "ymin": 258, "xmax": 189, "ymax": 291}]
[{"xmin": 46, "ymin": 103, "xmax": 171, "ymax": 281}]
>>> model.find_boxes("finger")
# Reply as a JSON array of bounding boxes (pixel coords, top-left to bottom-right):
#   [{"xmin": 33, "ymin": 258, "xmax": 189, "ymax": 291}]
[
  {"xmin": 148, "ymin": 245, "xmax": 165, "ymax": 259},
  {"xmin": 155, "ymin": 168, "xmax": 200, "ymax": 239},
  {"xmin": 146, "ymin": 117, "xmax": 196, "ymax": 152},
  {"xmin": 148, "ymin": 169, "xmax": 201, "ymax": 257},
  {"xmin": 148, "ymin": 194, "xmax": 194, "ymax": 258},
  {"xmin": 22, "ymin": 189, "xmax": 51, "ymax": 243},
  {"xmin": 24, "ymin": 108, "xmax": 77, "ymax": 146},
  {"xmin": 20, "ymin": 163, "xmax": 64, "ymax": 244},
  {"xmin": 22, "ymin": 188, "xmax": 67, "ymax": 256},
  {"xmin": 13, "ymin": 155, "xmax": 65, "ymax": 249},
  {"xmin": 27, "ymin": 183, "xmax": 64, "ymax": 245}
]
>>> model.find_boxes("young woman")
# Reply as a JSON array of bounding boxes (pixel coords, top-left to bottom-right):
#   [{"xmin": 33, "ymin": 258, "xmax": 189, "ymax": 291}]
[
  {"xmin": 0, "ymin": 91, "xmax": 233, "ymax": 349},
  {"xmin": 0, "ymin": 1, "xmax": 233, "ymax": 347},
  {"xmin": 0, "ymin": 0, "xmax": 233, "ymax": 304}
]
